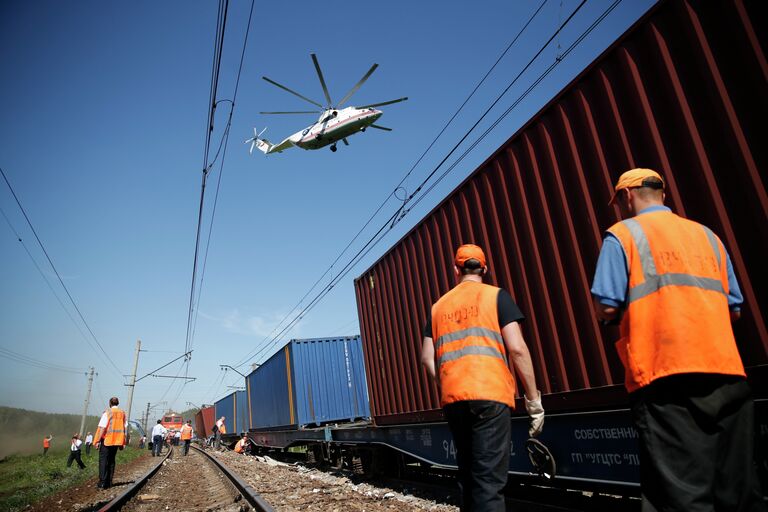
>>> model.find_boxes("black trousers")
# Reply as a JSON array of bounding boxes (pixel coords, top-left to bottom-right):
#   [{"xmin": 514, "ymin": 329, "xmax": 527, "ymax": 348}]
[
  {"xmin": 98, "ymin": 444, "xmax": 119, "ymax": 488},
  {"xmin": 183, "ymin": 439, "xmax": 191, "ymax": 455},
  {"xmin": 631, "ymin": 375, "xmax": 765, "ymax": 512},
  {"xmin": 444, "ymin": 400, "xmax": 511, "ymax": 512},
  {"xmin": 85, "ymin": 442, "xmax": 91, "ymax": 455},
  {"xmin": 67, "ymin": 449, "xmax": 85, "ymax": 469},
  {"xmin": 152, "ymin": 435, "xmax": 163, "ymax": 456}
]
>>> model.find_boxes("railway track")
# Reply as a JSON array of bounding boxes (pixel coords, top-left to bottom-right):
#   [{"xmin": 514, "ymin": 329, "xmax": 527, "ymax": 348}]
[{"xmin": 96, "ymin": 445, "xmax": 274, "ymax": 511}]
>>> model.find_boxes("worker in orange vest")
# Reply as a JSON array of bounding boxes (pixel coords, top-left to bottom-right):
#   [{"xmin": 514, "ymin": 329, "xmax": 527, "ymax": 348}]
[
  {"xmin": 592, "ymin": 168, "xmax": 764, "ymax": 511},
  {"xmin": 42, "ymin": 434, "xmax": 53, "ymax": 456},
  {"xmin": 233, "ymin": 433, "xmax": 249, "ymax": 454},
  {"xmin": 421, "ymin": 244, "xmax": 543, "ymax": 511},
  {"xmin": 180, "ymin": 420, "xmax": 194, "ymax": 456},
  {"xmin": 93, "ymin": 397, "xmax": 127, "ymax": 490}
]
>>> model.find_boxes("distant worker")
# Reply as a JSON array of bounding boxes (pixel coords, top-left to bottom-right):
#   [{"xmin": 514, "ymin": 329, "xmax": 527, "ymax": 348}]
[
  {"xmin": 93, "ymin": 396, "xmax": 127, "ymax": 490},
  {"xmin": 214, "ymin": 416, "xmax": 226, "ymax": 449},
  {"xmin": 138, "ymin": 435, "xmax": 146, "ymax": 450},
  {"xmin": 84, "ymin": 431, "xmax": 93, "ymax": 456},
  {"xmin": 174, "ymin": 429, "xmax": 181, "ymax": 446},
  {"xmin": 180, "ymin": 420, "xmax": 193, "ymax": 456},
  {"xmin": 233, "ymin": 433, "xmax": 249, "ymax": 454},
  {"xmin": 151, "ymin": 420, "xmax": 167, "ymax": 457},
  {"xmin": 421, "ymin": 244, "xmax": 544, "ymax": 511},
  {"xmin": 42, "ymin": 434, "xmax": 53, "ymax": 456},
  {"xmin": 591, "ymin": 168, "xmax": 765, "ymax": 511},
  {"xmin": 66, "ymin": 433, "xmax": 86, "ymax": 469}
]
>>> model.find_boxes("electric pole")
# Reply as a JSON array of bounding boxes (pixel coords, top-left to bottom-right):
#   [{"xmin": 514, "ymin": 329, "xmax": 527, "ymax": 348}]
[
  {"xmin": 144, "ymin": 402, "xmax": 151, "ymax": 433},
  {"xmin": 124, "ymin": 339, "xmax": 141, "ymax": 443},
  {"xmin": 79, "ymin": 367, "xmax": 95, "ymax": 437}
]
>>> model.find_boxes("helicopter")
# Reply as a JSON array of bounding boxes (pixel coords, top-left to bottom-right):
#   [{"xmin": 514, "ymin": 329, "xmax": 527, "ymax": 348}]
[{"xmin": 245, "ymin": 54, "xmax": 407, "ymax": 154}]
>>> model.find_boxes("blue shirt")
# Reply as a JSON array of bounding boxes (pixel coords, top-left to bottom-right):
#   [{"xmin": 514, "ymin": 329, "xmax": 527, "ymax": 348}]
[{"xmin": 591, "ymin": 205, "xmax": 743, "ymax": 310}]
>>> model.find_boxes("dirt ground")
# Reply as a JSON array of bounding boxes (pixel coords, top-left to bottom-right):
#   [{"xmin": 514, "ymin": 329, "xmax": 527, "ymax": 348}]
[
  {"xmin": 26, "ymin": 450, "xmax": 158, "ymax": 511},
  {"xmin": 213, "ymin": 451, "xmax": 458, "ymax": 512}
]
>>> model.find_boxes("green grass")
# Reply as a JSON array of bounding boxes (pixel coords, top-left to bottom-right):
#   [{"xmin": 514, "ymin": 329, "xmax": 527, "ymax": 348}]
[{"xmin": 0, "ymin": 446, "xmax": 147, "ymax": 511}]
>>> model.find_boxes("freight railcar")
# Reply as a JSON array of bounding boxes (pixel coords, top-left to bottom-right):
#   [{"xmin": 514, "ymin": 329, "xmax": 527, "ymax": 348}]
[
  {"xmin": 246, "ymin": 336, "xmax": 371, "ymax": 430},
  {"xmin": 243, "ymin": 0, "xmax": 766, "ymax": 492},
  {"xmin": 194, "ymin": 405, "xmax": 215, "ymax": 439}
]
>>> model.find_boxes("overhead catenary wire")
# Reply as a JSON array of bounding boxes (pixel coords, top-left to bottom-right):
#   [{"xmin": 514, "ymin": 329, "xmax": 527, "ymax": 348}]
[
  {"xmin": 233, "ymin": 0, "xmax": 620, "ymax": 369},
  {"xmin": 185, "ymin": 0, "xmax": 255, "ymax": 367},
  {"xmin": 231, "ymin": 0, "xmax": 549, "ymax": 370},
  {"xmin": 0, "ymin": 166, "xmax": 123, "ymax": 377},
  {"xmin": 185, "ymin": 0, "xmax": 229, "ymax": 359}
]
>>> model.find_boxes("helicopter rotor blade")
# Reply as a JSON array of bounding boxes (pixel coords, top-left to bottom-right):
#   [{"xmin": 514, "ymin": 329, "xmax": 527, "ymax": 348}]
[
  {"xmin": 337, "ymin": 63, "xmax": 378, "ymax": 108},
  {"xmin": 358, "ymin": 97, "xmax": 408, "ymax": 109},
  {"xmin": 258, "ymin": 127, "xmax": 268, "ymax": 137},
  {"xmin": 310, "ymin": 53, "xmax": 333, "ymax": 106},
  {"xmin": 262, "ymin": 76, "xmax": 324, "ymax": 108},
  {"xmin": 370, "ymin": 124, "xmax": 393, "ymax": 131},
  {"xmin": 259, "ymin": 111, "xmax": 321, "ymax": 115},
  {"xmin": 249, "ymin": 140, "xmax": 256, "ymax": 154}
]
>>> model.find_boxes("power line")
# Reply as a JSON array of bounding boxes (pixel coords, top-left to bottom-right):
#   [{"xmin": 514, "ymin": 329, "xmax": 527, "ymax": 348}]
[
  {"xmin": 233, "ymin": 0, "xmax": 620, "ymax": 369},
  {"xmin": 232, "ymin": 1, "xmax": 548, "ymax": 370},
  {"xmin": 0, "ymin": 347, "xmax": 85, "ymax": 374},
  {"xmin": 185, "ymin": 0, "xmax": 229, "ymax": 359},
  {"xmin": 1, "ymin": 205, "xmax": 96, "ymax": 346},
  {"xmin": 185, "ymin": 0, "xmax": 255, "ymax": 363},
  {"xmin": 0, "ymin": 166, "xmax": 123, "ymax": 376},
  {"xmin": 230, "ymin": 2, "xmax": 549, "ymax": 369}
]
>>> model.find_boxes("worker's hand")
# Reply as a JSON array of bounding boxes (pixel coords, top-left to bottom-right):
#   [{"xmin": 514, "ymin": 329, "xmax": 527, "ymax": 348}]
[{"xmin": 524, "ymin": 391, "xmax": 545, "ymax": 437}]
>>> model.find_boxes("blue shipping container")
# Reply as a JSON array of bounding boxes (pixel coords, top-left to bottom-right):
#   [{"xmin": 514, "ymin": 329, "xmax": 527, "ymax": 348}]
[
  {"xmin": 235, "ymin": 389, "xmax": 249, "ymax": 433},
  {"xmin": 214, "ymin": 392, "xmax": 235, "ymax": 433},
  {"xmin": 247, "ymin": 335, "xmax": 371, "ymax": 430}
]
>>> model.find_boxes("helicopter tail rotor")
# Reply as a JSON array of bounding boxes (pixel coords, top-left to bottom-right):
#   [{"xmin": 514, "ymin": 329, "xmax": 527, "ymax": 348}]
[{"xmin": 245, "ymin": 127, "xmax": 269, "ymax": 155}]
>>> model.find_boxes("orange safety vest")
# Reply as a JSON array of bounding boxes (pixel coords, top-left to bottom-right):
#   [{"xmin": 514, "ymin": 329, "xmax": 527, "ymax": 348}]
[
  {"xmin": 218, "ymin": 422, "xmax": 227, "ymax": 435},
  {"xmin": 96, "ymin": 407, "xmax": 127, "ymax": 446},
  {"xmin": 607, "ymin": 210, "xmax": 745, "ymax": 392},
  {"xmin": 43, "ymin": 438, "xmax": 50, "ymax": 448},
  {"xmin": 234, "ymin": 439, "xmax": 245, "ymax": 453},
  {"xmin": 431, "ymin": 280, "xmax": 516, "ymax": 408},
  {"xmin": 181, "ymin": 424, "xmax": 193, "ymax": 440}
]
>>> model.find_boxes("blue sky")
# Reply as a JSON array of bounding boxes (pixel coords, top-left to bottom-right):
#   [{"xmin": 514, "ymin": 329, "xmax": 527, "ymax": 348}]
[{"xmin": 0, "ymin": 0, "xmax": 656, "ymax": 418}]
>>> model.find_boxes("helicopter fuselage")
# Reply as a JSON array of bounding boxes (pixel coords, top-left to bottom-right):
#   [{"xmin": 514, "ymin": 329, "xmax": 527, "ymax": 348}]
[{"xmin": 290, "ymin": 107, "xmax": 382, "ymax": 150}]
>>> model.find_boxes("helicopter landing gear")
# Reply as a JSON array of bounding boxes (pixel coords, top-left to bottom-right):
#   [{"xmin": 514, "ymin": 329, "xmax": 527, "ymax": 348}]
[{"xmin": 330, "ymin": 144, "xmax": 337, "ymax": 152}]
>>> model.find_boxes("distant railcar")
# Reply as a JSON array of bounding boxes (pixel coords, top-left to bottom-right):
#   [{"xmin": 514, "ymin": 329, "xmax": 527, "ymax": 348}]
[{"xmin": 160, "ymin": 413, "xmax": 183, "ymax": 431}]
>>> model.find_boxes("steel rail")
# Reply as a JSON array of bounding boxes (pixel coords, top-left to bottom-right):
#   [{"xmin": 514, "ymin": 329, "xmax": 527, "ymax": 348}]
[
  {"xmin": 97, "ymin": 445, "xmax": 173, "ymax": 512},
  {"xmin": 191, "ymin": 444, "xmax": 275, "ymax": 511}
]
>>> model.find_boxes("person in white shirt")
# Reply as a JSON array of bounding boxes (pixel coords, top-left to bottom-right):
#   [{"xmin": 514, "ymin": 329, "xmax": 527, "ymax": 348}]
[
  {"xmin": 150, "ymin": 420, "xmax": 167, "ymax": 457},
  {"xmin": 85, "ymin": 432, "xmax": 94, "ymax": 456},
  {"xmin": 66, "ymin": 433, "xmax": 86, "ymax": 469},
  {"xmin": 173, "ymin": 430, "xmax": 181, "ymax": 446},
  {"xmin": 214, "ymin": 416, "xmax": 225, "ymax": 449}
]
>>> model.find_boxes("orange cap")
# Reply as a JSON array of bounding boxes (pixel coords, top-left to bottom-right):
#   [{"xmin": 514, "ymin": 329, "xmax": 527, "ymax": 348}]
[
  {"xmin": 609, "ymin": 168, "xmax": 664, "ymax": 205},
  {"xmin": 455, "ymin": 244, "xmax": 486, "ymax": 268}
]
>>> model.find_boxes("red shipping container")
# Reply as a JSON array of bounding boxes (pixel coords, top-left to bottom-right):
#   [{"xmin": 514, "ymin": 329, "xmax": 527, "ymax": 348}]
[
  {"xmin": 355, "ymin": 0, "xmax": 768, "ymax": 425},
  {"xmin": 194, "ymin": 406, "xmax": 215, "ymax": 438}
]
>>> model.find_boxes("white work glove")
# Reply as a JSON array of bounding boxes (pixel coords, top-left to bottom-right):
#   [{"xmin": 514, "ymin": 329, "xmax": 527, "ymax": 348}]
[{"xmin": 524, "ymin": 392, "xmax": 545, "ymax": 437}]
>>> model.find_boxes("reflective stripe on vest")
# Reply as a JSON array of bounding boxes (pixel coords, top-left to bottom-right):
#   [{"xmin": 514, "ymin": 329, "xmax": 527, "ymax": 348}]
[
  {"xmin": 622, "ymin": 218, "xmax": 726, "ymax": 303},
  {"xmin": 607, "ymin": 211, "xmax": 745, "ymax": 392},
  {"xmin": 435, "ymin": 326, "xmax": 507, "ymax": 366},
  {"xmin": 431, "ymin": 281, "xmax": 516, "ymax": 408}
]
